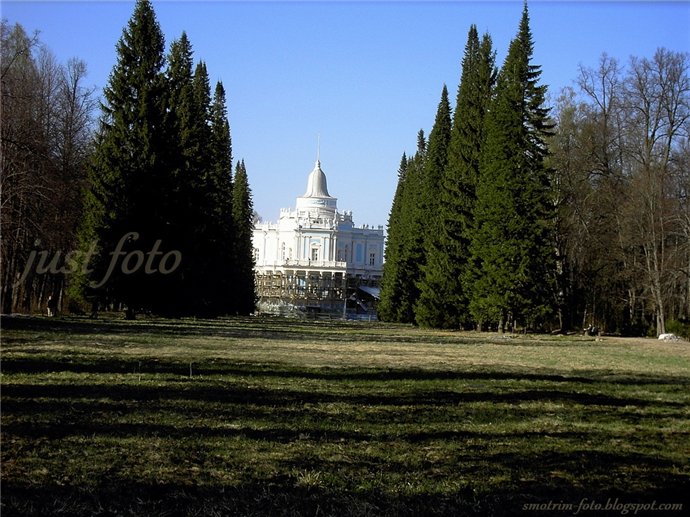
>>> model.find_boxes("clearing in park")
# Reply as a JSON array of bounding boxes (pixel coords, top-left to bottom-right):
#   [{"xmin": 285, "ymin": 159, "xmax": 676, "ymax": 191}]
[{"xmin": 1, "ymin": 315, "xmax": 688, "ymax": 516}]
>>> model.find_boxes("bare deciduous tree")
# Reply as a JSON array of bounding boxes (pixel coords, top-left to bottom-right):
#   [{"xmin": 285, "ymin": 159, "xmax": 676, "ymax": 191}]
[
  {"xmin": 623, "ymin": 49, "xmax": 690, "ymax": 335},
  {"xmin": 552, "ymin": 49, "xmax": 690, "ymax": 335},
  {"xmin": 1, "ymin": 21, "xmax": 95, "ymax": 314}
]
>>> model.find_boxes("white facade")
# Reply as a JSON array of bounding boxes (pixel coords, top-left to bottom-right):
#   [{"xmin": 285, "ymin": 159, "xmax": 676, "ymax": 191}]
[{"xmin": 252, "ymin": 160, "xmax": 384, "ymax": 315}]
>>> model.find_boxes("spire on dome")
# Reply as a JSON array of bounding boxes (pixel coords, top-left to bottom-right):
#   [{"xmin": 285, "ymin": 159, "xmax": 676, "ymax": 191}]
[{"xmin": 303, "ymin": 159, "xmax": 332, "ymax": 198}]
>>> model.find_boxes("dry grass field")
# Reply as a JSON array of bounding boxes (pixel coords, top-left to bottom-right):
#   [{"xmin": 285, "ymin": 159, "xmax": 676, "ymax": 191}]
[{"xmin": 1, "ymin": 315, "xmax": 689, "ymax": 516}]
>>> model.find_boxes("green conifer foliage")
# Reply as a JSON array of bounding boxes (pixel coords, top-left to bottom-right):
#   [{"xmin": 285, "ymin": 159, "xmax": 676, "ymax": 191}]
[
  {"xmin": 79, "ymin": 1, "xmax": 255, "ymax": 317},
  {"xmin": 207, "ymin": 81, "xmax": 236, "ymax": 314},
  {"xmin": 467, "ymin": 4, "xmax": 555, "ymax": 331},
  {"xmin": 444, "ymin": 29, "xmax": 496, "ymax": 329},
  {"xmin": 81, "ymin": 0, "xmax": 171, "ymax": 316},
  {"xmin": 393, "ymin": 131, "xmax": 427, "ymax": 323},
  {"xmin": 414, "ymin": 29, "xmax": 496, "ymax": 329},
  {"xmin": 210, "ymin": 82, "xmax": 233, "ymax": 185},
  {"xmin": 232, "ymin": 160, "xmax": 256, "ymax": 315},
  {"xmin": 165, "ymin": 32, "xmax": 203, "ymax": 314},
  {"xmin": 192, "ymin": 61, "xmax": 213, "ymax": 166},
  {"xmin": 415, "ymin": 86, "xmax": 453, "ymax": 327},
  {"xmin": 379, "ymin": 132, "xmax": 427, "ymax": 323},
  {"xmin": 377, "ymin": 153, "xmax": 408, "ymax": 322}
]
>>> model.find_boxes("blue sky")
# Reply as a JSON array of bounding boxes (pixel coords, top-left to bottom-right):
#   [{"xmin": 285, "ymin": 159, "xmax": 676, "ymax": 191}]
[{"xmin": 3, "ymin": 1, "xmax": 690, "ymax": 228}]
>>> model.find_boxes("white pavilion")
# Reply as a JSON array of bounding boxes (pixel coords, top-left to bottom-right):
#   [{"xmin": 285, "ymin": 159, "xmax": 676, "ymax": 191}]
[{"xmin": 252, "ymin": 159, "xmax": 384, "ymax": 317}]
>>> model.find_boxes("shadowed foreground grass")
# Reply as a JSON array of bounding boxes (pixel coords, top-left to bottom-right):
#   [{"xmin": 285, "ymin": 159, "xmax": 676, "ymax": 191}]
[{"xmin": 1, "ymin": 315, "xmax": 689, "ymax": 516}]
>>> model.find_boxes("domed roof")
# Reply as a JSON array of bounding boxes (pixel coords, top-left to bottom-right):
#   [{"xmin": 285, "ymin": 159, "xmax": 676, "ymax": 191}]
[{"xmin": 303, "ymin": 160, "xmax": 333, "ymax": 198}]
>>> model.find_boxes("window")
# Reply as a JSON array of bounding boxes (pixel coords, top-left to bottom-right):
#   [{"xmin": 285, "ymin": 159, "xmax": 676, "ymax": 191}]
[
  {"xmin": 311, "ymin": 248, "xmax": 319, "ymax": 261},
  {"xmin": 369, "ymin": 252, "xmax": 376, "ymax": 266}
]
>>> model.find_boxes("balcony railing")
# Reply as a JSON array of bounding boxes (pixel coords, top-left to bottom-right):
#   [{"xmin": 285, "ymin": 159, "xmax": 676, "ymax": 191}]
[{"xmin": 257, "ymin": 259, "xmax": 348, "ymax": 269}]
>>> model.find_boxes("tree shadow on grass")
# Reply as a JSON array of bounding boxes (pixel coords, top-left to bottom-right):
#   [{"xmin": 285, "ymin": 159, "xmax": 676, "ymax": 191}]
[
  {"xmin": 3, "ymin": 379, "xmax": 686, "ymax": 413},
  {"xmin": 1, "ymin": 314, "xmax": 415, "ymax": 345},
  {"xmin": 3, "ymin": 316, "xmax": 689, "ymax": 515},
  {"xmin": 2, "ymin": 469, "xmax": 687, "ymax": 517},
  {"xmin": 3, "ymin": 400, "xmax": 688, "ymax": 514},
  {"xmin": 0, "ymin": 314, "xmax": 620, "ymax": 348},
  {"xmin": 3, "ymin": 354, "xmax": 689, "ymax": 388}
]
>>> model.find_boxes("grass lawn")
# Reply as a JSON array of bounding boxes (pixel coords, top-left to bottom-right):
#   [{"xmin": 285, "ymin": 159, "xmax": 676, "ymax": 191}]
[{"xmin": 1, "ymin": 315, "xmax": 689, "ymax": 516}]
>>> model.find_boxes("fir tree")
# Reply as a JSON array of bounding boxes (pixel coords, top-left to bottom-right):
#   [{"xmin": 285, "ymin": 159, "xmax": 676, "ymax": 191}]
[
  {"xmin": 192, "ymin": 61, "xmax": 213, "ymax": 163},
  {"xmin": 80, "ymin": 0, "xmax": 171, "ymax": 317},
  {"xmin": 467, "ymin": 3, "xmax": 555, "ymax": 331},
  {"xmin": 166, "ymin": 43, "xmax": 231, "ymax": 316},
  {"xmin": 210, "ymin": 82, "xmax": 233, "ymax": 184},
  {"xmin": 163, "ymin": 31, "xmax": 199, "ymax": 314},
  {"xmin": 207, "ymin": 81, "xmax": 235, "ymax": 314},
  {"xmin": 167, "ymin": 33, "xmax": 196, "ymax": 164},
  {"xmin": 393, "ymin": 130, "xmax": 427, "ymax": 323},
  {"xmin": 79, "ymin": 4, "xmax": 245, "ymax": 318},
  {"xmin": 232, "ymin": 160, "xmax": 256, "ymax": 315},
  {"xmin": 377, "ymin": 153, "xmax": 408, "ymax": 322},
  {"xmin": 414, "ymin": 85, "xmax": 452, "ymax": 327},
  {"xmin": 424, "ymin": 27, "xmax": 496, "ymax": 329},
  {"xmin": 165, "ymin": 35, "xmax": 218, "ymax": 315}
]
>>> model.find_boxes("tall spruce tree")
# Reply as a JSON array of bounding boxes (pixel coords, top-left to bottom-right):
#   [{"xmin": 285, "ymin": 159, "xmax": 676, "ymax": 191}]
[
  {"xmin": 444, "ymin": 28, "xmax": 496, "ymax": 328},
  {"xmin": 415, "ymin": 30, "xmax": 496, "ymax": 328},
  {"xmin": 165, "ymin": 36, "xmax": 218, "ymax": 315},
  {"xmin": 232, "ymin": 160, "xmax": 256, "ymax": 315},
  {"xmin": 207, "ymin": 81, "xmax": 235, "ymax": 314},
  {"xmin": 79, "ymin": 2, "xmax": 247, "ymax": 318},
  {"xmin": 415, "ymin": 86, "xmax": 453, "ymax": 327},
  {"xmin": 166, "ymin": 43, "xmax": 236, "ymax": 316},
  {"xmin": 210, "ymin": 82, "xmax": 233, "ymax": 181},
  {"xmin": 165, "ymin": 31, "xmax": 201, "ymax": 315},
  {"xmin": 377, "ymin": 153, "xmax": 408, "ymax": 322},
  {"xmin": 192, "ymin": 61, "xmax": 213, "ymax": 159},
  {"xmin": 467, "ymin": 3, "xmax": 555, "ymax": 331},
  {"xmin": 393, "ymin": 130, "xmax": 427, "ymax": 323},
  {"xmin": 80, "ymin": 0, "xmax": 172, "ymax": 317}
]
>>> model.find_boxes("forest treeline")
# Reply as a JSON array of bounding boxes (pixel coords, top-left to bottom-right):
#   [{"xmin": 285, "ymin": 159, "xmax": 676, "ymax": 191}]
[
  {"xmin": 1, "ymin": 0, "xmax": 255, "ymax": 318},
  {"xmin": 379, "ymin": 5, "xmax": 690, "ymax": 336},
  {"xmin": 2, "ymin": 2, "xmax": 688, "ymax": 333}
]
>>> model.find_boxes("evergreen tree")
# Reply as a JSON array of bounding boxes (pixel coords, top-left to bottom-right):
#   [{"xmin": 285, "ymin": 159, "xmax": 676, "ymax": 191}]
[
  {"xmin": 232, "ymin": 160, "xmax": 256, "ymax": 315},
  {"xmin": 414, "ymin": 27, "xmax": 495, "ymax": 329},
  {"xmin": 79, "ymin": 2, "xmax": 243, "ymax": 318},
  {"xmin": 210, "ymin": 82, "xmax": 233, "ymax": 183},
  {"xmin": 377, "ymin": 153, "xmax": 408, "ymax": 322},
  {"xmin": 440, "ymin": 28, "xmax": 496, "ymax": 329},
  {"xmin": 167, "ymin": 33, "xmax": 196, "ymax": 164},
  {"xmin": 164, "ymin": 35, "xmax": 218, "ymax": 315},
  {"xmin": 192, "ymin": 61, "xmax": 213, "ymax": 160},
  {"xmin": 414, "ymin": 85, "xmax": 452, "ymax": 327},
  {"xmin": 163, "ymin": 31, "xmax": 199, "ymax": 315},
  {"xmin": 80, "ymin": 0, "xmax": 171, "ymax": 317},
  {"xmin": 207, "ymin": 81, "xmax": 235, "ymax": 314},
  {"xmin": 393, "ymin": 130, "xmax": 427, "ymax": 323},
  {"xmin": 188, "ymin": 60, "xmax": 221, "ymax": 315},
  {"xmin": 467, "ymin": 4, "xmax": 555, "ymax": 331},
  {"xmin": 166, "ymin": 43, "xmax": 231, "ymax": 316}
]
